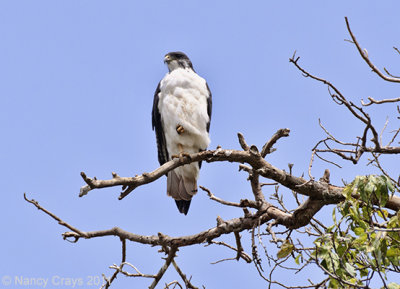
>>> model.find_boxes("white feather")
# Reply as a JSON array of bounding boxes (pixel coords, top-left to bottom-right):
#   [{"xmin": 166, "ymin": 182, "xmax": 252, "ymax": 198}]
[{"xmin": 158, "ymin": 67, "xmax": 210, "ymax": 182}]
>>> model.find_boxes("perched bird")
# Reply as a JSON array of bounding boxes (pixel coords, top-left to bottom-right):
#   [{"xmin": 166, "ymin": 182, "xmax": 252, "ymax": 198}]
[{"xmin": 152, "ymin": 52, "xmax": 212, "ymax": 215}]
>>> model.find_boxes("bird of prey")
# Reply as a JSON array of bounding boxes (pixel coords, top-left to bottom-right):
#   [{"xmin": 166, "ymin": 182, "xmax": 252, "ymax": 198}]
[{"xmin": 152, "ymin": 52, "xmax": 212, "ymax": 215}]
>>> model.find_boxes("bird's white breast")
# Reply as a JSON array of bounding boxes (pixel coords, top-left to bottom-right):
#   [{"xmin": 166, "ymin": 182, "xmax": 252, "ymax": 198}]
[{"xmin": 158, "ymin": 68, "xmax": 210, "ymax": 158}]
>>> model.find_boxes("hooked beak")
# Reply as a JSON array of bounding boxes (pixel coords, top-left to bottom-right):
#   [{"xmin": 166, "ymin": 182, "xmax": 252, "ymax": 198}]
[{"xmin": 164, "ymin": 55, "xmax": 171, "ymax": 64}]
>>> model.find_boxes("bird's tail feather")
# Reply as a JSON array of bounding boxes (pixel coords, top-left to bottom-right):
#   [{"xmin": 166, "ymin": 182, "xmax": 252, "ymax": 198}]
[
  {"xmin": 175, "ymin": 200, "xmax": 191, "ymax": 215},
  {"xmin": 167, "ymin": 170, "xmax": 197, "ymax": 215}
]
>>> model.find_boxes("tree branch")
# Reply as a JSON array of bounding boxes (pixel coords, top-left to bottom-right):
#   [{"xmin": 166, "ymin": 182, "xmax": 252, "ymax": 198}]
[
  {"xmin": 361, "ymin": 96, "xmax": 400, "ymax": 106},
  {"xmin": 260, "ymin": 128, "xmax": 290, "ymax": 158},
  {"xmin": 345, "ymin": 17, "xmax": 400, "ymax": 83},
  {"xmin": 149, "ymin": 247, "xmax": 177, "ymax": 289},
  {"xmin": 78, "ymin": 143, "xmax": 400, "ymax": 211}
]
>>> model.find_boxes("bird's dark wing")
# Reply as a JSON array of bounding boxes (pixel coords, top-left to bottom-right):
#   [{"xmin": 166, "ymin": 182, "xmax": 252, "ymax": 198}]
[
  {"xmin": 152, "ymin": 82, "xmax": 169, "ymax": 166},
  {"xmin": 206, "ymin": 82, "xmax": 212, "ymax": 133},
  {"xmin": 199, "ymin": 83, "xmax": 212, "ymax": 170}
]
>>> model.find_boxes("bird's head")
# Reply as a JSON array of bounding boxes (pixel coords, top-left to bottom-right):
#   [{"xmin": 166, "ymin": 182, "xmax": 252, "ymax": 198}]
[{"xmin": 164, "ymin": 51, "xmax": 193, "ymax": 72}]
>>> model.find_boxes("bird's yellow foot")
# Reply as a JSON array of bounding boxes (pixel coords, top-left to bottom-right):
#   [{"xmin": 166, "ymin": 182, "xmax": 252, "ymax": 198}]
[
  {"xmin": 176, "ymin": 124, "xmax": 185, "ymax": 135},
  {"xmin": 171, "ymin": 152, "xmax": 191, "ymax": 161}
]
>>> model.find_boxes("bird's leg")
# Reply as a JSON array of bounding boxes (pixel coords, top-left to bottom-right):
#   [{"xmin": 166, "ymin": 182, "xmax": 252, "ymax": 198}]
[
  {"xmin": 178, "ymin": 144, "xmax": 191, "ymax": 157},
  {"xmin": 176, "ymin": 124, "xmax": 185, "ymax": 135},
  {"xmin": 171, "ymin": 144, "xmax": 191, "ymax": 161}
]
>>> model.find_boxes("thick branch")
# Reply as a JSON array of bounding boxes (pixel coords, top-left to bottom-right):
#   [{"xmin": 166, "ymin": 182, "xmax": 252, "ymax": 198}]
[
  {"xmin": 24, "ymin": 190, "xmax": 331, "ymax": 250},
  {"xmin": 291, "ymin": 198, "xmax": 327, "ymax": 228},
  {"xmin": 25, "ymin": 185, "xmax": 400, "ymax": 253},
  {"xmin": 78, "ymin": 146, "xmax": 400, "ymax": 212}
]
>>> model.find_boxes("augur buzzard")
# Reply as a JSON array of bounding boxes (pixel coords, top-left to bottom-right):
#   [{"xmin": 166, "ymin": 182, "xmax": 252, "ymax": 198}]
[{"xmin": 152, "ymin": 52, "xmax": 212, "ymax": 215}]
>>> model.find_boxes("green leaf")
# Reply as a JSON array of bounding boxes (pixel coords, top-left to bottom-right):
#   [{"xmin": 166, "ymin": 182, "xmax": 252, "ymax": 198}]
[
  {"xmin": 336, "ymin": 243, "xmax": 347, "ymax": 257},
  {"xmin": 295, "ymin": 253, "xmax": 302, "ymax": 265},
  {"xmin": 387, "ymin": 247, "xmax": 400, "ymax": 257},
  {"xmin": 345, "ymin": 262, "xmax": 356, "ymax": 277},
  {"xmin": 349, "ymin": 206, "xmax": 360, "ymax": 222},
  {"xmin": 388, "ymin": 215, "xmax": 399, "ymax": 228},
  {"xmin": 387, "ymin": 283, "xmax": 400, "ymax": 289},
  {"xmin": 356, "ymin": 232, "xmax": 368, "ymax": 244},
  {"xmin": 328, "ymin": 278, "xmax": 339, "ymax": 288},
  {"xmin": 376, "ymin": 175, "xmax": 390, "ymax": 206},
  {"xmin": 353, "ymin": 227, "xmax": 365, "ymax": 236},
  {"xmin": 358, "ymin": 219, "xmax": 368, "ymax": 230},
  {"xmin": 359, "ymin": 267, "xmax": 369, "ymax": 277},
  {"xmin": 326, "ymin": 224, "xmax": 335, "ymax": 233},
  {"xmin": 363, "ymin": 181, "xmax": 375, "ymax": 202},
  {"xmin": 377, "ymin": 209, "xmax": 389, "ymax": 219},
  {"xmin": 332, "ymin": 207, "xmax": 337, "ymax": 225},
  {"xmin": 379, "ymin": 187, "xmax": 389, "ymax": 206},
  {"xmin": 361, "ymin": 206, "xmax": 371, "ymax": 221},
  {"xmin": 386, "ymin": 177, "xmax": 395, "ymax": 193},
  {"xmin": 277, "ymin": 240, "xmax": 294, "ymax": 259},
  {"xmin": 316, "ymin": 242, "xmax": 332, "ymax": 259}
]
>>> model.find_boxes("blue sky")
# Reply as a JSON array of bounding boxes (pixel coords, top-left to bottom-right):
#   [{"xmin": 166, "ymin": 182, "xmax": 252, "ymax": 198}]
[{"xmin": 1, "ymin": 1, "xmax": 400, "ymax": 288}]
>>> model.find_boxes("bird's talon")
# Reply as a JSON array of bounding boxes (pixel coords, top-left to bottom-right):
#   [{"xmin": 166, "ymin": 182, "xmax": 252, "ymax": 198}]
[
  {"xmin": 176, "ymin": 125, "xmax": 185, "ymax": 135},
  {"xmin": 180, "ymin": 152, "xmax": 191, "ymax": 162},
  {"xmin": 172, "ymin": 152, "xmax": 191, "ymax": 161},
  {"xmin": 181, "ymin": 152, "xmax": 191, "ymax": 158}
]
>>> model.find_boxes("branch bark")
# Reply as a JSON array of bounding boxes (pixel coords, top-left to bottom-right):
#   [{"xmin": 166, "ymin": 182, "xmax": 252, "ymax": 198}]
[{"xmin": 78, "ymin": 144, "xmax": 400, "ymax": 212}]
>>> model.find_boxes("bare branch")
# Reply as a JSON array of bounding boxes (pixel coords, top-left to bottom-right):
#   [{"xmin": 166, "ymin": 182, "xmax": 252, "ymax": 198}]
[
  {"xmin": 308, "ymin": 150, "xmax": 315, "ymax": 180},
  {"xmin": 206, "ymin": 240, "xmax": 252, "ymax": 263},
  {"xmin": 290, "ymin": 51, "xmax": 400, "ymax": 166},
  {"xmin": 200, "ymin": 185, "xmax": 257, "ymax": 209},
  {"xmin": 171, "ymin": 260, "xmax": 200, "ymax": 289},
  {"xmin": 361, "ymin": 96, "xmax": 400, "ymax": 106},
  {"xmin": 164, "ymin": 281, "xmax": 183, "ymax": 289},
  {"xmin": 289, "ymin": 52, "xmax": 373, "ymax": 129},
  {"xmin": 74, "ymin": 143, "xmax": 399, "ymax": 211},
  {"xmin": 108, "ymin": 262, "xmax": 156, "ymax": 279},
  {"xmin": 237, "ymin": 132, "xmax": 250, "ymax": 151},
  {"xmin": 234, "ymin": 231, "xmax": 244, "ymax": 261},
  {"xmin": 103, "ymin": 238, "xmax": 127, "ymax": 288},
  {"xmin": 260, "ymin": 128, "xmax": 290, "ymax": 158},
  {"xmin": 250, "ymin": 172, "xmax": 266, "ymax": 206},
  {"xmin": 26, "ymin": 181, "xmax": 351, "ymax": 258},
  {"xmin": 345, "ymin": 16, "xmax": 400, "ymax": 83},
  {"xmin": 393, "ymin": 46, "xmax": 400, "ymax": 56},
  {"xmin": 149, "ymin": 247, "xmax": 178, "ymax": 289},
  {"xmin": 23, "ymin": 193, "xmax": 88, "ymax": 241}
]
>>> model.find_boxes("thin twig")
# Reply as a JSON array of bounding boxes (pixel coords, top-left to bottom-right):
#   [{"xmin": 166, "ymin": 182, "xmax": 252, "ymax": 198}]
[
  {"xmin": 361, "ymin": 96, "xmax": 400, "ymax": 106},
  {"xmin": 171, "ymin": 260, "xmax": 200, "ymax": 289},
  {"xmin": 345, "ymin": 17, "xmax": 400, "ymax": 83}
]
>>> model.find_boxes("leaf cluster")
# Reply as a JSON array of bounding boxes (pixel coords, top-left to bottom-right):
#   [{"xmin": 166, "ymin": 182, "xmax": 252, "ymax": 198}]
[{"xmin": 312, "ymin": 175, "xmax": 399, "ymax": 288}]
